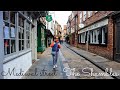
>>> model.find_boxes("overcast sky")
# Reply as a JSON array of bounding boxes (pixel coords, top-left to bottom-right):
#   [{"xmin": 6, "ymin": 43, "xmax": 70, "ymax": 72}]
[{"xmin": 49, "ymin": 11, "xmax": 72, "ymax": 29}]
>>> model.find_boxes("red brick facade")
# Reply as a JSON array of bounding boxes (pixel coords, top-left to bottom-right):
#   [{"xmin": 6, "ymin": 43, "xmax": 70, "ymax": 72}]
[{"xmin": 78, "ymin": 11, "xmax": 114, "ymax": 60}]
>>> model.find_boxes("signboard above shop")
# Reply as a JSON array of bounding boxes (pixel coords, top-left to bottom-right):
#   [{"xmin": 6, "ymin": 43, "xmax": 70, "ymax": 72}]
[{"xmin": 78, "ymin": 19, "xmax": 108, "ymax": 34}]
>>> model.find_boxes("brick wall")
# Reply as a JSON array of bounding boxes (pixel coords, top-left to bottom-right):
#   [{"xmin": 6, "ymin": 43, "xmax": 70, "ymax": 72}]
[
  {"xmin": 84, "ymin": 11, "xmax": 113, "ymax": 26},
  {"xmin": 78, "ymin": 44, "xmax": 86, "ymax": 50},
  {"xmin": 78, "ymin": 12, "xmax": 114, "ymax": 60}
]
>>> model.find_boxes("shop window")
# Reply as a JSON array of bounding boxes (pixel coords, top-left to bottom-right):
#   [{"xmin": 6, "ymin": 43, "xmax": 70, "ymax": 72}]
[
  {"xmin": 90, "ymin": 29, "xmax": 99, "ymax": 44},
  {"xmin": 98, "ymin": 26, "xmax": 108, "ymax": 45},
  {"xmin": 80, "ymin": 32, "xmax": 86, "ymax": 43},
  {"xmin": 3, "ymin": 11, "xmax": 16, "ymax": 55},
  {"xmin": 89, "ymin": 25, "xmax": 107, "ymax": 45}
]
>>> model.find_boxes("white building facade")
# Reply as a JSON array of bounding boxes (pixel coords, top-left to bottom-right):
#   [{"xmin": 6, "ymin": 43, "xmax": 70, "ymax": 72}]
[{"xmin": 0, "ymin": 11, "xmax": 41, "ymax": 79}]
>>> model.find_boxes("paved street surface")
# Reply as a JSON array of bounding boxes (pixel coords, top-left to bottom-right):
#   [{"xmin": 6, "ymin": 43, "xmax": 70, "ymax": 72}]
[
  {"xmin": 61, "ymin": 44, "xmax": 113, "ymax": 79},
  {"xmin": 64, "ymin": 42, "xmax": 120, "ymax": 79},
  {"xmin": 22, "ymin": 47, "xmax": 67, "ymax": 79},
  {"xmin": 22, "ymin": 43, "xmax": 115, "ymax": 79}
]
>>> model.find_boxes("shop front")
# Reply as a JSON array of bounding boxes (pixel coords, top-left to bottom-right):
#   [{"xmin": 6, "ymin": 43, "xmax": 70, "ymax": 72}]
[
  {"xmin": 0, "ymin": 11, "xmax": 40, "ymax": 79},
  {"xmin": 37, "ymin": 23, "xmax": 46, "ymax": 52}
]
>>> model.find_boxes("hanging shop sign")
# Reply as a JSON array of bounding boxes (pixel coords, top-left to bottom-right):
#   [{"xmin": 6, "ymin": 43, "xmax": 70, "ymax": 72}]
[{"xmin": 46, "ymin": 15, "xmax": 52, "ymax": 22}]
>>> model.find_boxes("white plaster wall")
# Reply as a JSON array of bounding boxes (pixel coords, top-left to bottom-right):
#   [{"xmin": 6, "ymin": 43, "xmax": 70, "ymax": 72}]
[{"xmin": 3, "ymin": 52, "xmax": 32, "ymax": 79}]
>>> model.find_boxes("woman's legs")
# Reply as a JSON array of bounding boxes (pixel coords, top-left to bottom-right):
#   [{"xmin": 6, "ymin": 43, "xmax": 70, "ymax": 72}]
[
  {"xmin": 55, "ymin": 52, "xmax": 59, "ymax": 65},
  {"xmin": 52, "ymin": 54, "xmax": 56, "ymax": 66},
  {"xmin": 52, "ymin": 52, "xmax": 59, "ymax": 68}
]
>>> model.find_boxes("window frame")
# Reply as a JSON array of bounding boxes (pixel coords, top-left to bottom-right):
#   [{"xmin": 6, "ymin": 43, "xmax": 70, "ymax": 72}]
[
  {"xmin": 89, "ymin": 25, "xmax": 108, "ymax": 46},
  {"xmin": 3, "ymin": 11, "xmax": 16, "ymax": 56},
  {"xmin": 80, "ymin": 32, "xmax": 86, "ymax": 44},
  {"xmin": 3, "ymin": 11, "xmax": 34, "ymax": 60}
]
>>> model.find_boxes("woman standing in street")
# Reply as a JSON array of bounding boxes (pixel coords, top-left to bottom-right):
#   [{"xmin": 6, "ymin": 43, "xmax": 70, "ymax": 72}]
[{"xmin": 50, "ymin": 37, "xmax": 61, "ymax": 69}]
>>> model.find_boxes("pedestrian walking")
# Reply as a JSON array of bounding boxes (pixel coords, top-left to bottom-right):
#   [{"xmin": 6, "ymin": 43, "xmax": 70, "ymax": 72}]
[{"xmin": 50, "ymin": 37, "xmax": 61, "ymax": 69}]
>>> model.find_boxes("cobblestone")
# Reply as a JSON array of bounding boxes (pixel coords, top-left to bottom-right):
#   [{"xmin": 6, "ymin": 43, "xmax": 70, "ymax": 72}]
[{"xmin": 60, "ymin": 44, "xmax": 113, "ymax": 79}]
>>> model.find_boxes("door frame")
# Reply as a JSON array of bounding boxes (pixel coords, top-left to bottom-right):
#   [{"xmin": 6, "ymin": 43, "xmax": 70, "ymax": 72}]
[{"xmin": 113, "ymin": 15, "xmax": 120, "ymax": 62}]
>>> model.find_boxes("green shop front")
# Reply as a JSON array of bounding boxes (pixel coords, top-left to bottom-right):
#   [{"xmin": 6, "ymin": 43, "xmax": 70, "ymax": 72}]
[{"xmin": 37, "ymin": 22, "xmax": 46, "ymax": 52}]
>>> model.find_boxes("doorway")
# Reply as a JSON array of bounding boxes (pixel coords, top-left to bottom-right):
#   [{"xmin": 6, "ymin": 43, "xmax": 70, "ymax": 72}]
[{"xmin": 114, "ymin": 17, "xmax": 120, "ymax": 62}]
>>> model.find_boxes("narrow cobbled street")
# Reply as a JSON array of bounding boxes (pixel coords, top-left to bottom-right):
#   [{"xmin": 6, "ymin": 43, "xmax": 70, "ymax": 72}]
[
  {"xmin": 22, "ymin": 43, "xmax": 114, "ymax": 79},
  {"xmin": 1, "ymin": 11, "xmax": 120, "ymax": 79}
]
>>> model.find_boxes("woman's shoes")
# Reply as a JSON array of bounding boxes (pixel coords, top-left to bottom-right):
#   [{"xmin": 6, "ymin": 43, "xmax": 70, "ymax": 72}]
[{"xmin": 53, "ymin": 64, "xmax": 57, "ymax": 69}]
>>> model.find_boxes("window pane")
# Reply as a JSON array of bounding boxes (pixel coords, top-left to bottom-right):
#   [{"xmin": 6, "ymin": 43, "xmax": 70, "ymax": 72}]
[
  {"xmin": 3, "ymin": 22, "xmax": 9, "ymax": 27},
  {"xmin": 19, "ymin": 40, "xmax": 21, "ymax": 51},
  {"xmin": 26, "ymin": 22, "xmax": 30, "ymax": 30},
  {"xmin": 81, "ymin": 32, "xmax": 85, "ymax": 43},
  {"xmin": 3, "ymin": 25, "xmax": 10, "ymax": 39},
  {"xmin": 26, "ymin": 40, "xmax": 30, "ymax": 48},
  {"xmin": 3, "ymin": 11, "xmax": 9, "ymax": 21},
  {"xmin": 19, "ymin": 16, "xmax": 24, "ymax": 28},
  {"xmin": 10, "ymin": 11, "xmax": 15, "ymax": 24},
  {"xmin": 26, "ymin": 31, "xmax": 30, "ymax": 39},
  {"xmin": 11, "ymin": 40, "xmax": 16, "ymax": 53},
  {"xmin": 10, "ymin": 26, "xmax": 15, "ymax": 38},
  {"xmin": 22, "ymin": 40, "xmax": 24, "ymax": 50},
  {"xmin": 102, "ymin": 27, "xmax": 105, "ymax": 44},
  {"xmin": 18, "ymin": 28, "xmax": 21, "ymax": 39},
  {"xmin": 83, "ymin": 11, "xmax": 86, "ymax": 15},
  {"xmin": 22, "ymin": 29, "xmax": 24, "ymax": 39},
  {"xmin": 4, "ymin": 39, "xmax": 10, "ymax": 55}
]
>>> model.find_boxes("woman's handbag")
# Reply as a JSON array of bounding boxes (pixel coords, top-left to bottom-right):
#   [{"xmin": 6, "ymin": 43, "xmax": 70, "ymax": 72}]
[{"xmin": 51, "ymin": 51, "xmax": 56, "ymax": 56}]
